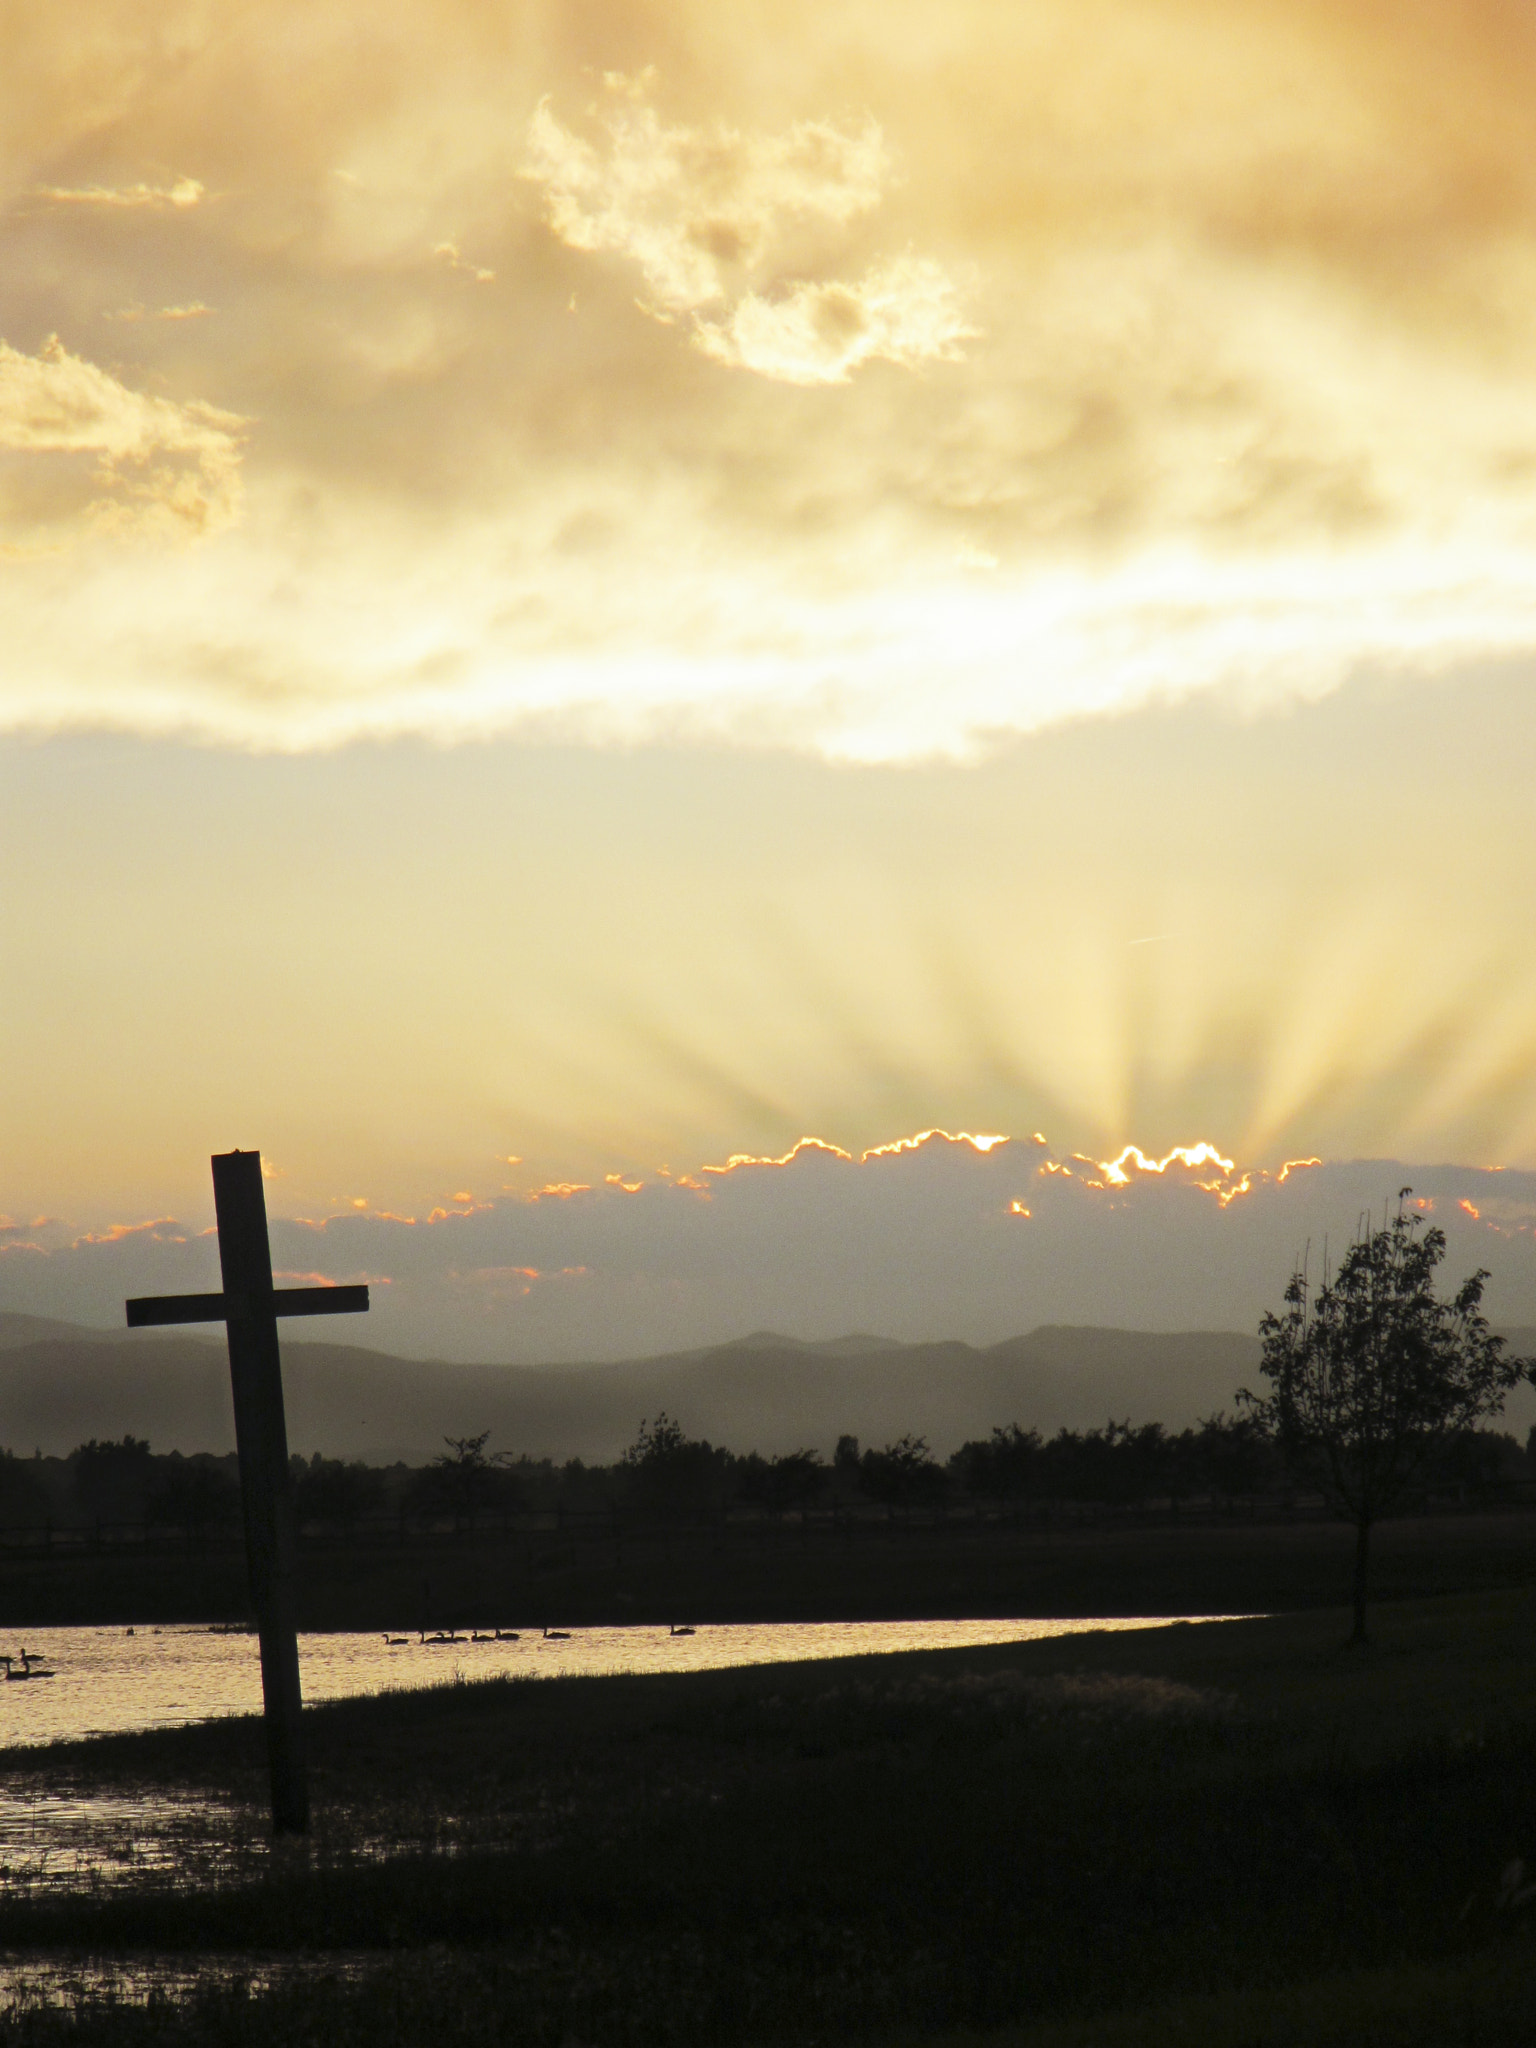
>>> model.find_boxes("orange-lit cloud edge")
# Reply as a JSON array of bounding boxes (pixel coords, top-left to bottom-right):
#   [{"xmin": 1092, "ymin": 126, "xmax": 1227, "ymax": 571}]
[
  {"xmin": 276, "ymin": 1124, "xmax": 1536, "ymax": 1273},
  {"xmin": 16, "ymin": 1130, "xmax": 1536, "ymax": 1298}
]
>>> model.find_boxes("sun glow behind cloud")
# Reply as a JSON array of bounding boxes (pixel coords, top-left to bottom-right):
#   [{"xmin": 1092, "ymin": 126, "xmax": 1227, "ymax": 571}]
[
  {"xmin": 9, "ymin": 1, "xmax": 1536, "ymax": 1244},
  {"xmin": 9, "ymin": 529, "xmax": 1536, "ymax": 763},
  {"xmin": 863, "ymin": 1131, "xmax": 1009, "ymax": 1158}
]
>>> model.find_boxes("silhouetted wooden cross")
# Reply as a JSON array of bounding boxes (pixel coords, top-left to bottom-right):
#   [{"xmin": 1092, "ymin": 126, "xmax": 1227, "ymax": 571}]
[{"xmin": 125, "ymin": 1150, "xmax": 368, "ymax": 1834}]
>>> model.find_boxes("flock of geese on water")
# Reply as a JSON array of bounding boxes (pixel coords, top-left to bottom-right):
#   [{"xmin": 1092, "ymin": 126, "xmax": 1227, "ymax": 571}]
[
  {"xmin": 0, "ymin": 1624, "xmax": 702, "ymax": 1681},
  {"xmin": 381, "ymin": 1625, "xmax": 697, "ymax": 1645}
]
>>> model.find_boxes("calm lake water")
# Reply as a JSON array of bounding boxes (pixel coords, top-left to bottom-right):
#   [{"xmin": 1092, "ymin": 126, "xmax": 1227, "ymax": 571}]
[{"xmin": 0, "ymin": 1615, "xmax": 1219, "ymax": 1748}]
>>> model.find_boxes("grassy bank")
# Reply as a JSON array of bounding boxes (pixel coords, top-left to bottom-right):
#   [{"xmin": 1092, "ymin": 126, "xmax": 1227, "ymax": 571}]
[
  {"xmin": 0, "ymin": 1505, "xmax": 1533, "ymax": 1629},
  {"xmin": 1, "ymin": 1585, "xmax": 1535, "ymax": 2042}
]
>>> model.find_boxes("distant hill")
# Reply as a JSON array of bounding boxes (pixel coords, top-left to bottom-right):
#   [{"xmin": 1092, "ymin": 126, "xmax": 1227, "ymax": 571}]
[
  {"xmin": 0, "ymin": 1312, "xmax": 112, "ymax": 1351},
  {"xmin": 0, "ymin": 1321, "xmax": 1529, "ymax": 1464}
]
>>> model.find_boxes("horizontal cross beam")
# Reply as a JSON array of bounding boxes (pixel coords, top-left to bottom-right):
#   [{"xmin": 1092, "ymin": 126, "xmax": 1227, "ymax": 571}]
[{"xmin": 126, "ymin": 1284, "xmax": 370, "ymax": 1329}]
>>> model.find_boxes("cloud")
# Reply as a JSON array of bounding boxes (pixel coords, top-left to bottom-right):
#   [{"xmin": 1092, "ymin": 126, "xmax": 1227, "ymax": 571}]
[
  {"xmin": 9, "ymin": 1133, "xmax": 1536, "ymax": 1366},
  {"xmin": 524, "ymin": 91, "xmax": 967, "ymax": 387},
  {"xmin": 432, "ymin": 242, "xmax": 494, "ymax": 283},
  {"xmin": 33, "ymin": 177, "xmax": 203, "ymax": 210},
  {"xmin": 8, "ymin": 2, "xmax": 1536, "ymax": 755},
  {"xmin": 524, "ymin": 96, "xmax": 889, "ymax": 311},
  {"xmin": 693, "ymin": 254, "xmax": 974, "ymax": 383},
  {"xmin": 0, "ymin": 336, "xmax": 244, "ymax": 539},
  {"xmin": 104, "ymin": 303, "xmax": 215, "ymax": 324}
]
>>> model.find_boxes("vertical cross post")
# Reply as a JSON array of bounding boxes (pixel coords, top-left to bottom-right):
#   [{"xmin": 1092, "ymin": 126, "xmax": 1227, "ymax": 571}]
[
  {"xmin": 126, "ymin": 1150, "xmax": 369, "ymax": 1837},
  {"xmin": 212, "ymin": 1149, "xmax": 308, "ymax": 1836}
]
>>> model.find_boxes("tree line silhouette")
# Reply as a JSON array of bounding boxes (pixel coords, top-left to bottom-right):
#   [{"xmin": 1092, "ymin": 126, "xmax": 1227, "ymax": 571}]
[{"xmin": 3, "ymin": 1404, "xmax": 1528, "ymax": 1551}]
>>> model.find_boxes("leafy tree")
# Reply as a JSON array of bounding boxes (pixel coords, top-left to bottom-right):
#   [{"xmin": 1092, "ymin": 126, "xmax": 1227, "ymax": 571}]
[
  {"xmin": 0, "ymin": 1449, "xmax": 52, "ymax": 1528},
  {"xmin": 71, "ymin": 1435, "xmax": 154, "ymax": 1523},
  {"xmin": 554, "ymin": 1456, "xmax": 614, "ymax": 1513},
  {"xmin": 1057, "ymin": 1420, "xmax": 1171, "ymax": 1507},
  {"xmin": 621, "ymin": 1413, "xmax": 726, "ymax": 1521},
  {"xmin": 147, "ymin": 1456, "xmax": 241, "ymax": 1552},
  {"xmin": 859, "ymin": 1434, "xmax": 945, "ymax": 1509},
  {"xmin": 1425, "ymin": 1428, "xmax": 1527, "ymax": 1499},
  {"xmin": 764, "ymin": 1448, "xmax": 827, "ymax": 1511},
  {"xmin": 624, "ymin": 1413, "xmax": 688, "ymax": 1464},
  {"xmin": 730, "ymin": 1450, "xmax": 771, "ymax": 1505},
  {"xmin": 1188, "ymin": 1413, "xmax": 1279, "ymax": 1506},
  {"xmin": 1245, "ymin": 1192, "xmax": 1533, "ymax": 1643},
  {"xmin": 832, "ymin": 1435, "xmax": 862, "ymax": 1494},
  {"xmin": 417, "ymin": 1431, "xmax": 518, "ymax": 1532},
  {"xmin": 292, "ymin": 1455, "xmax": 385, "ymax": 1534},
  {"xmin": 952, "ymin": 1424, "xmax": 1043, "ymax": 1504},
  {"xmin": 734, "ymin": 1448, "xmax": 827, "ymax": 1512}
]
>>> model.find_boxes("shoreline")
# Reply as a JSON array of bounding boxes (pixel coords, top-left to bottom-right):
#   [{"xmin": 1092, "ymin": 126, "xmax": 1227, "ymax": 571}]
[
  {"xmin": 0, "ymin": 1504, "xmax": 1529, "ymax": 1632},
  {"xmin": 0, "ymin": 1592, "xmax": 1531, "ymax": 2043}
]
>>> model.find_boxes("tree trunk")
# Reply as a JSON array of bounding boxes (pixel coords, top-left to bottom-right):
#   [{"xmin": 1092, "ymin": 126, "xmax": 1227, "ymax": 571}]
[{"xmin": 1350, "ymin": 1515, "xmax": 1372, "ymax": 1645}]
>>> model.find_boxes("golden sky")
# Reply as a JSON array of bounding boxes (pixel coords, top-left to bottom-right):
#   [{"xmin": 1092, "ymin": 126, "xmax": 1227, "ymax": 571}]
[{"xmin": 5, "ymin": 0, "xmax": 1536, "ymax": 1326}]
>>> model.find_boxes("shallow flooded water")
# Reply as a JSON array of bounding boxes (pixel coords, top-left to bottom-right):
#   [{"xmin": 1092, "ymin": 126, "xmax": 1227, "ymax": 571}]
[
  {"xmin": 0, "ymin": 1615, "xmax": 1239, "ymax": 2007},
  {"xmin": 0, "ymin": 1948, "xmax": 376, "ymax": 2013},
  {"xmin": 0, "ymin": 1614, "xmax": 1224, "ymax": 1749}
]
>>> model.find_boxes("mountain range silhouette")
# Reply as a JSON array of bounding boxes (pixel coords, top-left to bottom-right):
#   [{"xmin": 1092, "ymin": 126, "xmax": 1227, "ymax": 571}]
[{"xmin": 2, "ymin": 1314, "xmax": 1532, "ymax": 1464}]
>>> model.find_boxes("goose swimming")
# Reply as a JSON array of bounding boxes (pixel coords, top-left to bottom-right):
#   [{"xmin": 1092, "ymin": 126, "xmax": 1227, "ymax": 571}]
[{"xmin": 2, "ymin": 1653, "xmax": 53, "ymax": 1681}]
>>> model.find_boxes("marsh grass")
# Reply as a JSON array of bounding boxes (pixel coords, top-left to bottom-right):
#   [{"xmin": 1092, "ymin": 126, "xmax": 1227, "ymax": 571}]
[{"xmin": 0, "ymin": 1592, "xmax": 1534, "ymax": 2041}]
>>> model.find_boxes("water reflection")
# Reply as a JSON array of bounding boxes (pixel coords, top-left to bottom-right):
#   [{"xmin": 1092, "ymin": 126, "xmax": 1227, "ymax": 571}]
[
  {"xmin": 0, "ymin": 1615, "xmax": 1212, "ymax": 1749},
  {"xmin": 0, "ymin": 1950, "xmax": 375, "ymax": 2013},
  {"xmin": 0, "ymin": 1615, "xmax": 1238, "ymax": 2009},
  {"xmin": 0, "ymin": 1779, "xmax": 319, "ymax": 1908},
  {"xmin": 0, "ymin": 1619, "xmax": 1234, "ymax": 1913}
]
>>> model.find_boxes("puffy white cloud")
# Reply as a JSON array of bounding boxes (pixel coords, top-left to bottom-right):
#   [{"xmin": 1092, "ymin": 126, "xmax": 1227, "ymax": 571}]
[
  {"xmin": 0, "ymin": 335, "xmax": 244, "ymax": 538},
  {"xmin": 524, "ymin": 91, "xmax": 969, "ymax": 387},
  {"xmin": 693, "ymin": 254, "xmax": 974, "ymax": 383},
  {"xmin": 524, "ymin": 95, "xmax": 889, "ymax": 312}
]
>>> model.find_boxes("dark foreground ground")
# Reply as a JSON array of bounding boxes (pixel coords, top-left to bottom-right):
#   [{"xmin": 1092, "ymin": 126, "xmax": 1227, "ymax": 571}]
[
  {"xmin": 2, "ymin": 1505, "xmax": 1533, "ymax": 1629},
  {"xmin": 0, "ymin": 1579, "xmax": 1534, "ymax": 2044}
]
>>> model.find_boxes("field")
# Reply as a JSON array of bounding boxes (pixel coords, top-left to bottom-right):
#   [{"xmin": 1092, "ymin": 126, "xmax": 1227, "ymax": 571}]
[
  {"xmin": 0, "ymin": 1568, "xmax": 1535, "ymax": 2043},
  {"xmin": 0, "ymin": 1503, "xmax": 1533, "ymax": 1631}
]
